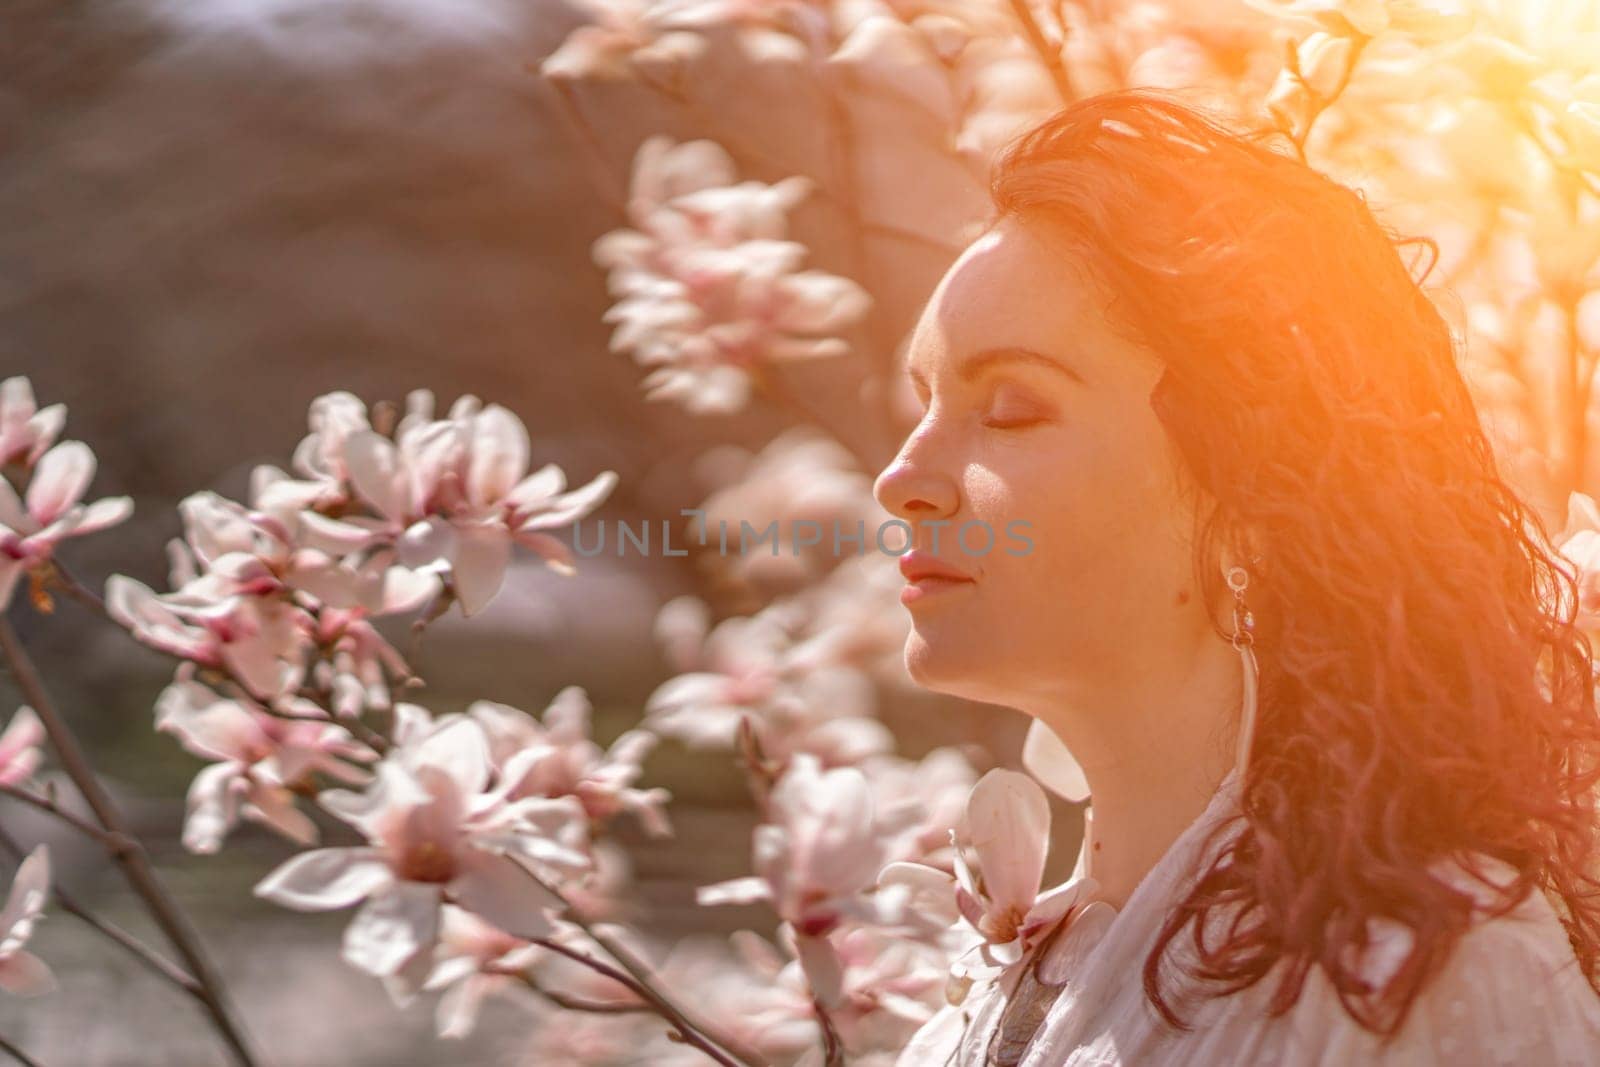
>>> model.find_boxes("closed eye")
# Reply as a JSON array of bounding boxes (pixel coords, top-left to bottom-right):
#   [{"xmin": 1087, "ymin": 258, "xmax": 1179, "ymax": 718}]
[{"xmin": 983, "ymin": 414, "xmax": 1050, "ymax": 430}]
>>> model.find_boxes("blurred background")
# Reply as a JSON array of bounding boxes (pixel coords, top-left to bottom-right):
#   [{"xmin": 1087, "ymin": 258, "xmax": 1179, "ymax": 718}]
[{"xmin": 0, "ymin": 1, "xmax": 1024, "ymax": 1062}]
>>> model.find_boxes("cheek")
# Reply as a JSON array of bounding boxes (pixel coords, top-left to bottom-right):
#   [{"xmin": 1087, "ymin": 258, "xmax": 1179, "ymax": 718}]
[{"xmin": 970, "ymin": 417, "xmax": 1189, "ymax": 600}]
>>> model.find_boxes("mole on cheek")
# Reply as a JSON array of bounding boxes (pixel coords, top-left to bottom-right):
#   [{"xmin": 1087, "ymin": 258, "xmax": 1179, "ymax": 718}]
[{"xmin": 1175, "ymin": 589, "xmax": 1190, "ymax": 606}]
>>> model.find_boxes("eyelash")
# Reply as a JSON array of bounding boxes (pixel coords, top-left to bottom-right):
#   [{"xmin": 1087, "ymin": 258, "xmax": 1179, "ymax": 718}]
[
  {"xmin": 982, "ymin": 413, "xmax": 1049, "ymax": 430},
  {"xmin": 911, "ymin": 387, "xmax": 1053, "ymax": 429}
]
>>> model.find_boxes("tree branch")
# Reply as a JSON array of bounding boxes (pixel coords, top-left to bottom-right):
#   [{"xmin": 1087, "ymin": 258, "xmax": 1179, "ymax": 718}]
[{"xmin": 0, "ymin": 618, "xmax": 258, "ymax": 1067}]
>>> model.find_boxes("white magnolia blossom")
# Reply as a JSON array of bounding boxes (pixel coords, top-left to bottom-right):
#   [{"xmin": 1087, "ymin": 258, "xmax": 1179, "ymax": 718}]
[
  {"xmin": 647, "ymin": 594, "xmax": 894, "ymax": 766},
  {"xmin": 1556, "ymin": 490, "xmax": 1600, "ymax": 629},
  {"xmin": 689, "ymin": 426, "xmax": 889, "ymax": 591},
  {"xmin": 879, "ymin": 769, "xmax": 1100, "ymax": 986},
  {"xmin": 0, "ymin": 426, "xmax": 133, "ymax": 612},
  {"xmin": 0, "ymin": 377, "xmax": 65, "ymax": 470},
  {"xmin": 593, "ymin": 136, "xmax": 871, "ymax": 414},
  {"xmin": 155, "ymin": 666, "xmax": 377, "ymax": 854},
  {"xmin": 468, "ymin": 687, "xmax": 672, "ymax": 838},
  {"xmin": 0, "ymin": 705, "xmax": 44, "ymax": 788},
  {"xmin": 285, "ymin": 390, "xmax": 618, "ymax": 616},
  {"xmin": 0, "ymin": 846, "xmax": 54, "ymax": 997},
  {"xmin": 254, "ymin": 711, "xmax": 593, "ymax": 992}
]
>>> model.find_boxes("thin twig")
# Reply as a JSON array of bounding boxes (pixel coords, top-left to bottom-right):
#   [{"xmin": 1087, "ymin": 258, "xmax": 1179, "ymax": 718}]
[
  {"xmin": 511, "ymin": 860, "xmax": 770, "ymax": 1067},
  {"xmin": 1007, "ymin": 0, "xmax": 1074, "ymax": 104},
  {"xmin": 37, "ymin": 561, "xmax": 105, "ymax": 618},
  {"xmin": 504, "ymin": 968, "xmax": 652, "ymax": 1014},
  {"xmin": 0, "ymin": 822, "xmax": 200, "ymax": 995},
  {"xmin": 0, "ymin": 1032, "xmax": 42, "ymax": 1067},
  {"xmin": 0, "ymin": 783, "xmax": 130, "ymax": 852},
  {"xmin": 535, "ymin": 74, "xmax": 629, "ymax": 216},
  {"xmin": 0, "ymin": 618, "xmax": 258, "ymax": 1067},
  {"xmin": 527, "ymin": 935, "xmax": 744, "ymax": 1067}
]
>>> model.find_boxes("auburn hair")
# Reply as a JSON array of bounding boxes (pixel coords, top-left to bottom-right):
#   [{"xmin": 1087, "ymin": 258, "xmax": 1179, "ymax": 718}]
[{"xmin": 987, "ymin": 86, "xmax": 1600, "ymax": 1041}]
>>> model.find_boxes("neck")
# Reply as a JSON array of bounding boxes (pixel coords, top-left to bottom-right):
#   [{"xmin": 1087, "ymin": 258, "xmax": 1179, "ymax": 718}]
[{"xmin": 1030, "ymin": 635, "xmax": 1240, "ymax": 911}]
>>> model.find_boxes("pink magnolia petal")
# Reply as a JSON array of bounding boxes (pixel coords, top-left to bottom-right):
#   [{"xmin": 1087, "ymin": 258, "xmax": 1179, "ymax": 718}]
[
  {"xmin": 794, "ymin": 931, "xmax": 844, "ymax": 1009},
  {"xmin": 0, "ymin": 477, "xmax": 29, "ymax": 533},
  {"xmin": 254, "ymin": 846, "xmax": 392, "ymax": 910},
  {"xmin": 296, "ymin": 511, "xmax": 390, "ymax": 554},
  {"xmin": 696, "ymin": 875, "xmax": 771, "ymax": 907},
  {"xmin": 435, "ymin": 973, "xmax": 494, "ymax": 1039},
  {"xmin": 410, "ymin": 716, "xmax": 492, "ymax": 798},
  {"xmin": 25, "ymin": 441, "xmax": 95, "ymax": 526},
  {"xmin": 450, "ymin": 852, "xmax": 559, "ymax": 941},
  {"xmin": 516, "ymin": 470, "xmax": 618, "ymax": 530},
  {"xmin": 542, "ymin": 686, "xmax": 592, "ymax": 746},
  {"xmin": 221, "ymin": 633, "xmax": 292, "ymax": 703},
  {"xmin": 963, "ymin": 768, "xmax": 1051, "ymax": 917},
  {"xmin": 509, "ymin": 529, "xmax": 576, "ymax": 576},
  {"xmin": 245, "ymin": 787, "xmax": 320, "ymax": 848},
  {"xmin": 0, "ymin": 950, "xmax": 56, "ymax": 996},
  {"xmin": 181, "ymin": 762, "xmax": 248, "ymax": 854},
  {"xmin": 0, "ymin": 845, "xmax": 49, "ymax": 935},
  {"xmin": 321, "ymin": 763, "xmax": 431, "ymax": 840},
  {"xmin": 379, "ymin": 564, "xmax": 442, "ymax": 614},
  {"xmin": 155, "ymin": 680, "xmax": 269, "ymax": 762},
  {"xmin": 449, "ymin": 523, "xmax": 511, "ymax": 617},
  {"xmin": 342, "ymin": 882, "xmax": 441, "ymax": 978},
  {"xmin": 502, "ymin": 463, "xmax": 565, "ymax": 513},
  {"xmin": 343, "ymin": 431, "xmax": 408, "ymax": 523},
  {"xmin": 49, "ymin": 495, "xmax": 133, "ymax": 538},
  {"xmin": 466, "ymin": 405, "xmax": 530, "ymax": 506},
  {"xmin": 0, "ymin": 706, "xmax": 44, "ymax": 785}
]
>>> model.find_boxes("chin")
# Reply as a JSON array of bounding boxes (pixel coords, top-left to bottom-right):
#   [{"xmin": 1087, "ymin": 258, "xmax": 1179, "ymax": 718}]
[{"xmin": 903, "ymin": 630, "xmax": 991, "ymax": 700}]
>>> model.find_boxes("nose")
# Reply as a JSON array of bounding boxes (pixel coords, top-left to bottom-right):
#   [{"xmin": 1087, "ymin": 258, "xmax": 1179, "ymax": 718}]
[{"xmin": 873, "ymin": 429, "xmax": 960, "ymax": 535}]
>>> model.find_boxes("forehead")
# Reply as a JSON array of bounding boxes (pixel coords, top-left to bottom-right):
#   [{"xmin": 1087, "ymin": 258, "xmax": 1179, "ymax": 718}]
[{"xmin": 907, "ymin": 216, "xmax": 1114, "ymax": 374}]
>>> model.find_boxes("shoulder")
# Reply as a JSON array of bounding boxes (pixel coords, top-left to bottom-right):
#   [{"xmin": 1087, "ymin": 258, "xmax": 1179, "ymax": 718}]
[{"xmin": 1300, "ymin": 855, "xmax": 1600, "ymax": 1065}]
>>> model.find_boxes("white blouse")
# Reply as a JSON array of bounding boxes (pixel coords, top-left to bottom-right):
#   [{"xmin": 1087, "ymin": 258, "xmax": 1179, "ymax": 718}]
[{"xmin": 896, "ymin": 758, "xmax": 1600, "ymax": 1066}]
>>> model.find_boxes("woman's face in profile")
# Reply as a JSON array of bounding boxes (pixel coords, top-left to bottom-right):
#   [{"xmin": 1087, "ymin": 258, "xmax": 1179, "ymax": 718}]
[{"xmin": 872, "ymin": 215, "xmax": 1210, "ymax": 711}]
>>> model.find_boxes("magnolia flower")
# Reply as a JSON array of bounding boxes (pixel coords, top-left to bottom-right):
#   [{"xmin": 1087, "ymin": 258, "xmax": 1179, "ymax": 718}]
[
  {"xmin": 106, "ymin": 575, "xmax": 311, "ymax": 701},
  {"xmin": 690, "ymin": 427, "xmax": 887, "ymax": 591},
  {"xmin": 1243, "ymin": 0, "xmax": 1473, "ymax": 42},
  {"xmin": 416, "ymin": 905, "xmax": 543, "ymax": 1038},
  {"xmin": 592, "ymin": 136, "xmax": 870, "ymax": 414},
  {"xmin": 1556, "ymin": 491, "xmax": 1600, "ymax": 629},
  {"xmin": 155, "ymin": 669, "xmax": 377, "ymax": 853},
  {"xmin": 293, "ymin": 393, "xmax": 616, "ymax": 616},
  {"xmin": 638, "ymin": 931, "xmax": 820, "ymax": 1063},
  {"xmin": 861, "ymin": 746, "xmax": 980, "ymax": 866},
  {"xmin": 254, "ymin": 714, "xmax": 591, "ymax": 987},
  {"xmin": 169, "ymin": 490, "xmax": 431, "ymax": 617},
  {"xmin": 0, "ymin": 846, "xmax": 54, "ymax": 996},
  {"xmin": 250, "ymin": 391, "xmax": 373, "ymax": 514},
  {"xmin": 539, "ymin": 0, "xmax": 710, "ymax": 80},
  {"xmin": 0, "ymin": 439, "xmax": 133, "ymax": 611},
  {"xmin": 647, "ymin": 597, "xmax": 892, "ymax": 766},
  {"xmin": 698, "ymin": 755, "xmax": 913, "ymax": 941},
  {"xmin": 771, "ymin": 922, "xmax": 949, "ymax": 1055},
  {"xmin": 469, "ymin": 687, "xmax": 672, "ymax": 837},
  {"xmin": 0, "ymin": 377, "xmax": 64, "ymax": 469},
  {"xmin": 310, "ymin": 607, "xmax": 415, "ymax": 718},
  {"xmin": 879, "ymin": 769, "xmax": 1099, "ymax": 977},
  {"xmin": 0, "ymin": 706, "xmax": 44, "ymax": 787}
]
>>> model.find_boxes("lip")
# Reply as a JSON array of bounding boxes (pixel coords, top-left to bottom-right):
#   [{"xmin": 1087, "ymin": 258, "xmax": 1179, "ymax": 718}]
[
  {"xmin": 898, "ymin": 551, "xmax": 976, "ymax": 605},
  {"xmin": 898, "ymin": 552, "xmax": 975, "ymax": 583}
]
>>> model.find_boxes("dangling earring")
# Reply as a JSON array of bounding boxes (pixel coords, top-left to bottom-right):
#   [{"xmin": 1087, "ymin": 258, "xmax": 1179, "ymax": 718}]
[{"xmin": 1227, "ymin": 562, "xmax": 1259, "ymax": 781}]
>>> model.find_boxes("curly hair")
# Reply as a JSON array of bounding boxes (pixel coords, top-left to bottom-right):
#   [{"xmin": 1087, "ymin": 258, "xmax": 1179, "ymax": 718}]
[{"xmin": 987, "ymin": 85, "xmax": 1600, "ymax": 1043}]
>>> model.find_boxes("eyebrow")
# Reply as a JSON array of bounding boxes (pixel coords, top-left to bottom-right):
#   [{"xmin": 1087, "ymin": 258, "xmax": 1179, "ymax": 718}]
[{"xmin": 906, "ymin": 346, "xmax": 1085, "ymax": 389}]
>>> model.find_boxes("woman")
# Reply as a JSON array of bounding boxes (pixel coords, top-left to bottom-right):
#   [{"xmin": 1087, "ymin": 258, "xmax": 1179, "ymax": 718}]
[{"xmin": 872, "ymin": 87, "xmax": 1600, "ymax": 1065}]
